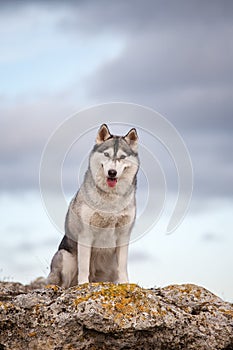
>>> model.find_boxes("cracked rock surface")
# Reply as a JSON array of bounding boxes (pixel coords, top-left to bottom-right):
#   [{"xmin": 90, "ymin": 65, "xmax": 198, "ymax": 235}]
[{"xmin": 0, "ymin": 281, "xmax": 233, "ymax": 349}]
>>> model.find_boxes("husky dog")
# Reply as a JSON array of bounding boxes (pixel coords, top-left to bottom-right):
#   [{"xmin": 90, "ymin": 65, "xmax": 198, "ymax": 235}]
[{"xmin": 47, "ymin": 124, "xmax": 139, "ymax": 287}]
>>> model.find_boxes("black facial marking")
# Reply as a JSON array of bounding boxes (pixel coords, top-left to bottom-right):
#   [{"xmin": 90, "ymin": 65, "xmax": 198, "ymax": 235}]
[
  {"xmin": 93, "ymin": 142, "xmax": 111, "ymax": 153},
  {"xmin": 92, "ymin": 135, "xmax": 138, "ymax": 157},
  {"xmin": 113, "ymin": 137, "xmax": 119, "ymax": 158}
]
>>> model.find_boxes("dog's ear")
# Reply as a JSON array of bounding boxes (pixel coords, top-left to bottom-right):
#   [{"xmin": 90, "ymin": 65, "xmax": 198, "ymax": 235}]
[
  {"xmin": 96, "ymin": 124, "xmax": 112, "ymax": 144},
  {"xmin": 124, "ymin": 128, "xmax": 138, "ymax": 152}
]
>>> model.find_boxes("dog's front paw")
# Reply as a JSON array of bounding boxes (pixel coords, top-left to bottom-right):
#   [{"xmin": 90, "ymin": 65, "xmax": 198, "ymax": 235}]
[
  {"xmin": 78, "ymin": 279, "xmax": 89, "ymax": 285},
  {"xmin": 118, "ymin": 280, "xmax": 129, "ymax": 284},
  {"xmin": 118, "ymin": 274, "xmax": 129, "ymax": 284}
]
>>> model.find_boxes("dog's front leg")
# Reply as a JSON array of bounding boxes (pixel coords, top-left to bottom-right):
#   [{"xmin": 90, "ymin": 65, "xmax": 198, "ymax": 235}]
[
  {"xmin": 78, "ymin": 243, "xmax": 91, "ymax": 284},
  {"xmin": 116, "ymin": 244, "xmax": 129, "ymax": 283}
]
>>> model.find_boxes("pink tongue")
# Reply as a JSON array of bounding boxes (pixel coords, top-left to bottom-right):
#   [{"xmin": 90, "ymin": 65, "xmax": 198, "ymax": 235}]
[{"xmin": 107, "ymin": 178, "xmax": 117, "ymax": 188}]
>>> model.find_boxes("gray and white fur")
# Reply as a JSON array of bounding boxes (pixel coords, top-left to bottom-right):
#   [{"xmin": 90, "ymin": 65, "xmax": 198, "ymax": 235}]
[{"xmin": 47, "ymin": 124, "xmax": 139, "ymax": 287}]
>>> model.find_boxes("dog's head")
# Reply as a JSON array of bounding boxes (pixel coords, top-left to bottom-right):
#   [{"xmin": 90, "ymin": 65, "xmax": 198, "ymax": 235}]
[{"xmin": 90, "ymin": 124, "xmax": 139, "ymax": 194}]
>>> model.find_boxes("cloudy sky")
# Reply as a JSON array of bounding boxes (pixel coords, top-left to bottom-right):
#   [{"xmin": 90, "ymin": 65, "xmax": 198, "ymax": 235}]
[
  {"xmin": 1, "ymin": 0, "xmax": 232, "ymax": 196},
  {"xmin": 1, "ymin": 1, "xmax": 233, "ymax": 298}
]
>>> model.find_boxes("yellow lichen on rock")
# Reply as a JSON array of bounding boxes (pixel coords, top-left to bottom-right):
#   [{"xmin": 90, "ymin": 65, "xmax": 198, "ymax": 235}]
[
  {"xmin": 45, "ymin": 284, "xmax": 60, "ymax": 292},
  {"xmin": 28, "ymin": 332, "xmax": 37, "ymax": 337},
  {"xmin": 0, "ymin": 301, "xmax": 14, "ymax": 311},
  {"xmin": 74, "ymin": 283, "xmax": 167, "ymax": 327}
]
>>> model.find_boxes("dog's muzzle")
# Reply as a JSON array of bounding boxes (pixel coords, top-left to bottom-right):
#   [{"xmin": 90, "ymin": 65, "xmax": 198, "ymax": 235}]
[{"xmin": 107, "ymin": 169, "xmax": 118, "ymax": 188}]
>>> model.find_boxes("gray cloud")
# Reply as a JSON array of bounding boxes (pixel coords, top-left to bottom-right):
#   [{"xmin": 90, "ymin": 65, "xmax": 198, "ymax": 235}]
[
  {"xmin": 86, "ymin": 13, "xmax": 233, "ymax": 128},
  {"xmin": 2, "ymin": 1, "xmax": 233, "ymax": 29},
  {"xmin": 201, "ymin": 232, "xmax": 225, "ymax": 243},
  {"xmin": 59, "ymin": 0, "xmax": 233, "ymax": 34},
  {"xmin": 0, "ymin": 97, "xmax": 79, "ymax": 190}
]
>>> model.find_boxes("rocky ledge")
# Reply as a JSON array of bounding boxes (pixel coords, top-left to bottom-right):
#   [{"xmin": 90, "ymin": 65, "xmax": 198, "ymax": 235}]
[{"xmin": 0, "ymin": 281, "xmax": 233, "ymax": 350}]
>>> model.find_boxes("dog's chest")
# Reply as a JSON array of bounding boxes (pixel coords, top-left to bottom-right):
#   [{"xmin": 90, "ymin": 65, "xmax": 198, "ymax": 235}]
[
  {"xmin": 78, "ymin": 199, "xmax": 135, "ymax": 230},
  {"xmin": 89, "ymin": 211, "xmax": 132, "ymax": 229}
]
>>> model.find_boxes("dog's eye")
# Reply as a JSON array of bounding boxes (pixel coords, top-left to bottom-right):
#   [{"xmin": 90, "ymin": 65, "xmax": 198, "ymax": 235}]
[
  {"xmin": 104, "ymin": 152, "xmax": 110, "ymax": 157},
  {"xmin": 120, "ymin": 154, "xmax": 126, "ymax": 159}
]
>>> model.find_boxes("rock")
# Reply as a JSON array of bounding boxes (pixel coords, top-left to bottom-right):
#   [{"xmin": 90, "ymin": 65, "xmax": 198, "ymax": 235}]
[{"xmin": 0, "ymin": 281, "xmax": 232, "ymax": 350}]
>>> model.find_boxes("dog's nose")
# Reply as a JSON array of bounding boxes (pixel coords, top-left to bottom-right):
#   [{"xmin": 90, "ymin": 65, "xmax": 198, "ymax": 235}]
[{"xmin": 108, "ymin": 169, "xmax": 117, "ymax": 178}]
